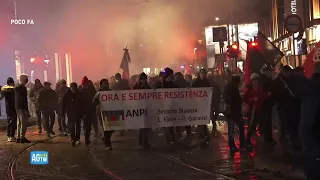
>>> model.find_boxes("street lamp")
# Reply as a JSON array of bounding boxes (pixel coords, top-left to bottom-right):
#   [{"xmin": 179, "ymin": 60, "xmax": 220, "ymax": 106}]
[{"xmin": 215, "ymin": 17, "xmax": 219, "ymax": 21}]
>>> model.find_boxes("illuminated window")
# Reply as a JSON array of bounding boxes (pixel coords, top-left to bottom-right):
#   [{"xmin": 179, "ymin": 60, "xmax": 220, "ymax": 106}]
[{"xmin": 143, "ymin": 68, "xmax": 150, "ymax": 75}]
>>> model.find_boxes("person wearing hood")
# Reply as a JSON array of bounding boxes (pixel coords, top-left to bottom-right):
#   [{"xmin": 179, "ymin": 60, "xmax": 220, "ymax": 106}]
[
  {"xmin": 0, "ymin": 77, "xmax": 17, "ymax": 142},
  {"xmin": 133, "ymin": 73, "xmax": 152, "ymax": 149},
  {"xmin": 174, "ymin": 72, "xmax": 192, "ymax": 136},
  {"xmin": 157, "ymin": 67, "xmax": 178, "ymax": 144},
  {"xmin": 192, "ymin": 69, "xmax": 212, "ymax": 146},
  {"xmin": 29, "ymin": 79, "xmax": 44, "ymax": 133},
  {"xmin": 93, "ymin": 79, "xmax": 114, "ymax": 150},
  {"xmin": 15, "ymin": 74, "xmax": 31, "ymax": 143},
  {"xmin": 62, "ymin": 82, "xmax": 84, "ymax": 146},
  {"xmin": 79, "ymin": 76, "xmax": 97, "ymax": 145},
  {"xmin": 223, "ymin": 75, "xmax": 245, "ymax": 153},
  {"xmin": 243, "ymin": 73, "xmax": 268, "ymax": 151},
  {"xmin": 37, "ymin": 82, "xmax": 58, "ymax": 137},
  {"xmin": 56, "ymin": 79, "xmax": 69, "ymax": 135},
  {"xmin": 300, "ymin": 62, "xmax": 320, "ymax": 179}
]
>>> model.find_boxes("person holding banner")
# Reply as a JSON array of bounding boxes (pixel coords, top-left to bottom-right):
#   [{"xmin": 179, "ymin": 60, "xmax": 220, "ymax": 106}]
[
  {"xmin": 93, "ymin": 79, "xmax": 115, "ymax": 151},
  {"xmin": 174, "ymin": 72, "xmax": 192, "ymax": 136},
  {"xmin": 192, "ymin": 69, "xmax": 212, "ymax": 146},
  {"xmin": 156, "ymin": 67, "xmax": 178, "ymax": 144},
  {"xmin": 133, "ymin": 73, "xmax": 152, "ymax": 149}
]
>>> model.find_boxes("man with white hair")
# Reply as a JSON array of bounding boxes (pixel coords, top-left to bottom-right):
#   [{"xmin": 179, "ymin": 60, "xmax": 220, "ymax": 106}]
[{"xmin": 14, "ymin": 74, "xmax": 31, "ymax": 143}]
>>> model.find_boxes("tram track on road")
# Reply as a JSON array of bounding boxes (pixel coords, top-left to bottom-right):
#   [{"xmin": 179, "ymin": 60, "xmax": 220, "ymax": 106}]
[
  {"xmin": 157, "ymin": 152, "xmax": 236, "ymax": 180},
  {"xmin": 7, "ymin": 135, "xmax": 60, "ymax": 180},
  {"xmin": 88, "ymin": 144, "xmax": 124, "ymax": 180},
  {"xmin": 87, "ymin": 144, "xmax": 235, "ymax": 180},
  {"xmin": 157, "ymin": 152, "xmax": 305, "ymax": 180}
]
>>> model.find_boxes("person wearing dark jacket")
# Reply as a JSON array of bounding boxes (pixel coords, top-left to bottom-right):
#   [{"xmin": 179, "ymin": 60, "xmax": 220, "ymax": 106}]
[
  {"xmin": 37, "ymin": 82, "xmax": 58, "ymax": 137},
  {"xmin": 223, "ymin": 76, "xmax": 245, "ymax": 152},
  {"xmin": 207, "ymin": 72, "xmax": 221, "ymax": 136},
  {"xmin": 260, "ymin": 67, "xmax": 278, "ymax": 147},
  {"xmin": 62, "ymin": 82, "xmax": 83, "ymax": 146},
  {"xmin": 112, "ymin": 73, "xmax": 130, "ymax": 136},
  {"xmin": 56, "ymin": 79, "xmax": 69, "ymax": 135},
  {"xmin": 29, "ymin": 79, "xmax": 44, "ymax": 133},
  {"xmin": 79, "ymin": 77, "xmax": 97, "ymax": 145},
  {"xmin": 243, "ymin": 73, "xmax": 268, "ymax": 151},
  {"xmin": 300, "ymin": 62, "xmax": 320, "ymax": 180},
  {"xmin": 192, "ymin": 69, "xmax": 212, "ymax": 145},
  {"xmin": 174, "ymin": 72, "xmax": 192, "ymax": 136},
  {"xmin": 1, "ymin": 77, "xmax": 17, "ymax": 142},
  {"xmin": 113, "ymin": 73, "xmax": 130, "ymax": 90},
  {"xmin": 157, "ymin": 68, "xmax": 178, "ymax": 144},
  {"xmin": 15, "ymin": 74, "xmax": 31, "ymax": 143},
  {"xmin": 93, "ymin": 79, "xmax": 114, "ymax": 150},
  {"xmin": 134, "ymin": 73, "xmax": 152, "ymax": 149}
]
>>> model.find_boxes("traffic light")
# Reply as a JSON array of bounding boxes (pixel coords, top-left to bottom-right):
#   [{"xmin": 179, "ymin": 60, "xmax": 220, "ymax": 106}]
[{"xmin": 227, "ymin": 43, "xmax": 239, "ymax": 58}]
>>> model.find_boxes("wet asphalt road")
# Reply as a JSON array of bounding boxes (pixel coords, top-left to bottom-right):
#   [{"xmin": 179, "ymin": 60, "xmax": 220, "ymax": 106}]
[{"xmin": 0, "ymin": 122, "xmax": 307, "ymax": 180}]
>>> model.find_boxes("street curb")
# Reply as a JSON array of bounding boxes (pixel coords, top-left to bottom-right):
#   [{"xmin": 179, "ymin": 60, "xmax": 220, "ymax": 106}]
[{"xmin": 0, "ymin": 118, "xmax": 37, "ymax": 131}]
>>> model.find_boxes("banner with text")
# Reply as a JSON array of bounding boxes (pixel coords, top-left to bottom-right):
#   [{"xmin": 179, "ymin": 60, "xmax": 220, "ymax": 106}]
[{"xmin": 99, "ymin": 88, "xmax": 213, "ymax": 130}]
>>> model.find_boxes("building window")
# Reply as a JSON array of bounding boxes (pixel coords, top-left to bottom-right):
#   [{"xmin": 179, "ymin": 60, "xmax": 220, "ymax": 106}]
[{"xmin": 313, "ymin": 0, "xmax": 320, "ymax": 19}]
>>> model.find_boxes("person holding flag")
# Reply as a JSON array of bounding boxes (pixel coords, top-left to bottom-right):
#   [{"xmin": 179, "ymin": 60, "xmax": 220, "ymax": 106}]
[{"xmin": 243, "ymin": 73, "xmax": 268, "ymax": 151}]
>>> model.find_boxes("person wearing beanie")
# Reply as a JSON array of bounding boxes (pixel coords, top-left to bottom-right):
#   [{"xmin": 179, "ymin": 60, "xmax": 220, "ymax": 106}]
[
  {"xmin": 78, "ymin": 76, "xmax": 98, "ymax": 145},
  {"xmin": 56, "ymin": 79, "xmax": 69, "ymax": 135},
  {"xmin": 192, "ymin": 68, "xmax": 212, "ymax": 147},
  {"xmin": 29, "ymin": 78, "xmax": 44, "ymax": 133},
  {"xmin": 1, "ymin": 77, "xmax": 17, "ymax": 142},
  {"xmin": 37, "ymin": 81, "xmax": 58, "ymax": 137},
  {"xmin": 14, "ymin": 74, "xmax": 31, "ymax": 143},
  {"xmin": 62, "ymin": 82, "xmax": 84, "ymax": 147},
  {"xmin": 92, "ymin": 78, "xmax": 115, "ymax": 150},
  {"xmin": 243, "ymin": 73, "xmax": 268, "ymax": 151},
  {"xmin": 250, "ymin": 73, "xmax": 260, "ymax": 81},
  {"xmin": 80, "ymin": 76, "xmax": 89, "ymax": 88},
  {"xmin": 156, "ymin": 67, "xmax": 178, "ymax": 144},
  {"xmin": 133, "ymin": 73, "xmax": 152, "ymax": 149}
]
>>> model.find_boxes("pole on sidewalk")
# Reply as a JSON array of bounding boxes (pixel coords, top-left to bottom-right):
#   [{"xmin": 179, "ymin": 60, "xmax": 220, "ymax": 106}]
[{"xmin": 292, "ymin": 33, "xmax": 296, "ymax": 67}]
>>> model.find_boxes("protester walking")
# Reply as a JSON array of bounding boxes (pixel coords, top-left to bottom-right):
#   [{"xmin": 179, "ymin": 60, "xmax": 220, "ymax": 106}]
[
  {"xmin": 156, "ymin": 67, "xmax": 178, "ymax": 145},
  {"xmin": 93, "ymin": 79, "xmax": 115, "ymax": 150},
  {"xmin": 223, "ymin": 75, "xmax": 245, "ymax": 153},
  {"xmin": 56, "ymin": 79, "xmax": 69, "ymax": 135},
  {"xmin": 37, "ymin": 82, "xmax": 58, "ymax": 137},
  {"xmin": 0, "ymin": 77, "xmax": 17, "ymax": 142},
  {"xmin": 62, "ymin": 82, "xmax": 83, "ymax": 146},
  {"xmin": 29, "ymin": 79, "xmax": 44, "ymax": 133},
  {"xmin": 15, "ymin": 74, "xmax": 31, "ymax": 143},
  {"xmin": 192, "ymin": 69, "xmax": 212, "ymax": 146},
  {"xmin": 133, "ymin": 73, "xmax": 152, "ymax": 149},
  {"xmin": 79, "ymin": 77, "xmax": 97, "ymax": 145}
]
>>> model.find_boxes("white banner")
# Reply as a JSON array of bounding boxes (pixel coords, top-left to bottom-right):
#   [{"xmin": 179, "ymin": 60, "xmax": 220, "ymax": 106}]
[{"xmin": 99, "ymin": 88, "xmax": 213, "ymax": 131}]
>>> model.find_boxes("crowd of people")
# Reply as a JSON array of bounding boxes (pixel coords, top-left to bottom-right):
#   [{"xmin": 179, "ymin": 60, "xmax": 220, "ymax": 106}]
[{"xmin": 0, "ymin": 64, "xmax": 319, "ymax": 178}]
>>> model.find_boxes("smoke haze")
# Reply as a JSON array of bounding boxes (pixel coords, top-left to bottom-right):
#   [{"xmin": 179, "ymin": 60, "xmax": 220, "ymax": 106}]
[{"xmin": 2, "ymin": 0, "xmax": 264, "ymax": 82}]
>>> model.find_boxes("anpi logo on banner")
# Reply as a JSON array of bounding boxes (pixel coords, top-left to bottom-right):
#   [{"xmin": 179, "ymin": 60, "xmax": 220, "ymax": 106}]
[{"xmin": 30, "ymin": 151, "xmax": 49, "ymax": 165}]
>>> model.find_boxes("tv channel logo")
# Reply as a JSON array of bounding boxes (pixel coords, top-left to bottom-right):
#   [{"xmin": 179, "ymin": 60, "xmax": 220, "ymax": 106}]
[{"xmin": 30, "ymin": 151, "xmax": 49, "ymax": 165}]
